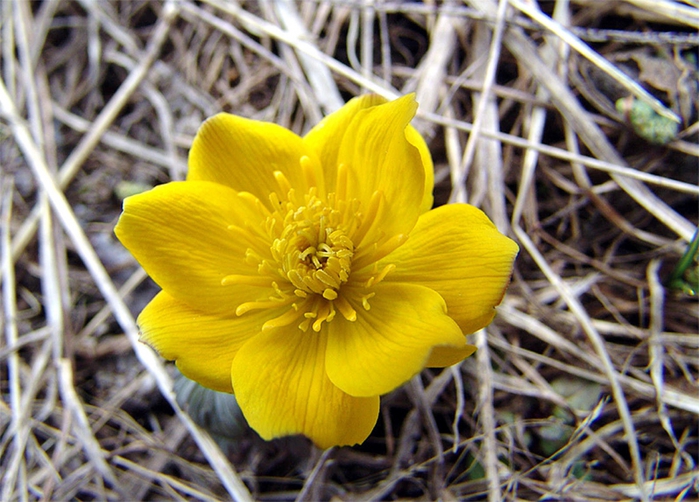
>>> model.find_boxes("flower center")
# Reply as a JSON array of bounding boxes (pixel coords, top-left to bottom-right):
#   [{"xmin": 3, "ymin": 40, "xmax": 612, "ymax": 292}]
[
  {"xmin": 271, "ymin": 193, "xmax": 354, "ymax": 301},
  {"xmin": 227, "ymin": 161, "xmax": 402, "ymax": 333}
]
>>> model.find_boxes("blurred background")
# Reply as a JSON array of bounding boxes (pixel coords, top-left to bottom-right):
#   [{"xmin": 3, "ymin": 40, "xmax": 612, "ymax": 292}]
[{"xmin": 1, "ymin": 0, "xmax": 697, "ymax": 500}]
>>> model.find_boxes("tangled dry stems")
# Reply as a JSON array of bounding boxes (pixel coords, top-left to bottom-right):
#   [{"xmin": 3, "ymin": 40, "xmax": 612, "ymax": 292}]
[{"xmin": 1, "ymin": 0, "xmax": 697, "ymax": 500}]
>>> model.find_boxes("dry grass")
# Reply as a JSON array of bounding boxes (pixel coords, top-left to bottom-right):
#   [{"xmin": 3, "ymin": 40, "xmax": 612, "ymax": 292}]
[{"xmin": 1, "ymin": 0, "xmax": 698, "ymax": 500}]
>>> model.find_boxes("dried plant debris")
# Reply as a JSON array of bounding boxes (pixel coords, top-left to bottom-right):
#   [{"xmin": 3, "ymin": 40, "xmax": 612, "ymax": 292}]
[{"xmin": 1, "ymin": 0, "xmax": 697, "ymax": 501}]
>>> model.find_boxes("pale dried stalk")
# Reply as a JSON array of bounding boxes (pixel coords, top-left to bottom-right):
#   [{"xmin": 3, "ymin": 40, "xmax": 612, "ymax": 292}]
[
  {"xmin": 7, "ymin": 0, "xmax": 181, "ymax": 276},
  {"xmin": 57, "ymin": 360, "xmax": 124, "ymax": 496},
  {"xmin": 1, "ymin": 104, "xmax": 254, "ymax": 502},
  {"xmin": 427, "ymin": 112, "xmax": 699, "ymax": 197},
  {"xmin": 202, "ymin": 0, "xmax": 399, "ymax": 99},
  {"xmin": 510, "ymin": 0, "xmax": 679, "ymax": 123},
  {"xmin": 624, "ymin": 0, "xmax": 699, "ymax": 28},
  {"xmin": 402, "ymin": 0, "xmax": 458, "ymax": 138},
  {"xmin": 272, "ymin": 0, "xmax": 343, "ymax": 113},
  {"xmin": 1, "ymin": 178, "xmax": 28, "ymax": 502},
  {"xmin": 0, "ymin": 8, "xmax": 253, "ymax": 496},
  {"xmin": 647, "ymin": 260, "xmax": 684, "ymax": 459},
  {"xmin": 513, "ymin": 226, "xmax": 648, "ymax": 500},
  {"xmin": 498, "ymin": 301, "xmax": 699, "ymax": 414},
  {"xmin": 475, "ymin": 329, "xmax": 502, "ymax": 502}
]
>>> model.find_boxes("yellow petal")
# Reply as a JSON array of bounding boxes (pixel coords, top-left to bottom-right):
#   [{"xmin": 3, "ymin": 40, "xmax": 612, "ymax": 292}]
[
  {"xmin": 405, "ymin": 124, "xmax": 434, "ymax": 213},
  {"xmin": 188, "ymin": 113, "xmax": 325, "ymax": 204},
  {"xmin": 139, "ymin": 291, "xmax": 278, "ymax": 393},
  {"xmin": 338, "ymin": 95, "xmax": 426, "ymax": 246},
  {"xmin": 381, "ymin": 204, "xmax": 519, "ymax": 335},
  {"xmin": 231, "ymin": 328, "xmax": 379, "ymax": 449},
  {"xmin": 303, "ymin": 94, "xmax": 387, "ymax": 194},
  {"xmin": 304, "ymin": 94, "xmax": 427, "ymax": 250},
  {"xmin": 304, "ymin": 94, "xmax": 434, "ymax": 212},
  {"xmin": 325, "ymin": 283, "xmax": 465, "ymax": 397},
  {"xmin": 426, "ymin": 343, "xmax": 477, "ymax": 368},
  {"xmin": 115, "ymin": 181, "xmax": 270, "ymax": 315}
]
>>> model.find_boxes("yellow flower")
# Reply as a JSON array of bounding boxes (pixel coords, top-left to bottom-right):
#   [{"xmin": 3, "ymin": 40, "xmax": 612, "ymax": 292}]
[{"xmin": 115, "ymin": 94, "xmax": 518, "ymax": 449}]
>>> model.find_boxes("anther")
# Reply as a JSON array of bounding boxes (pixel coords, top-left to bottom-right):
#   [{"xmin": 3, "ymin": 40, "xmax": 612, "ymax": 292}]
[
  {"xmin": 273, "ymin": 171, "xmax": 293, "ymax": 198},
  {"xmin": 360, "ymin": 293, "xmax": 375, "ymax": 311},
  {"xmin": 322, "ymin": 289, "xmax": 338, "ymax": 300}
]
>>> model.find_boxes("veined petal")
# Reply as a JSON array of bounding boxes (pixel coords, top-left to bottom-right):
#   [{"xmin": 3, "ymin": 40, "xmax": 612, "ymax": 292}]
[
  {"xmin": 303, "ymin": 94, "xmax": 386, "ymax": 194},
  {"xmin": 139, "ymin": 292, "xmax": 279, "ymax": 393},
  {"xmin": 326, "ymin": 283, "xmax": 465, "ymax": 397},
  {"xmin": 304, "ymin": 94, "xmax": 435, "ymax": 213},
  {"xmin": 188, "ymin": 113, "xmax": 325, "ymax": 204},
  {"xmin": 231, "ymin": 328, "xmax": 379, "ymax": 449},
  {"xmin": 381, "ymin": 204, "xmax": 519, "ymax": 335},
  {"xmin": 336, "ymin": 95, "xmax": 427, "ymax": 246},
  {"xmin": 115, "ymin": 181, "xmax": 270, "ymax": 314}
]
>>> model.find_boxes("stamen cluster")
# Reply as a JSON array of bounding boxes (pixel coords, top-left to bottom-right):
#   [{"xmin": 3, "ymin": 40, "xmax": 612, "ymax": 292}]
[{"xmin": 228, "ymin": 167, "xmax": 397, "ymax": 333}]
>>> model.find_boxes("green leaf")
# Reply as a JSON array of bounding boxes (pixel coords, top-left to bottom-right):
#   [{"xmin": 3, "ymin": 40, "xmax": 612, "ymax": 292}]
[{"xmin": 665, "ymin": 230, "xmax": 699, "ymax": 296}]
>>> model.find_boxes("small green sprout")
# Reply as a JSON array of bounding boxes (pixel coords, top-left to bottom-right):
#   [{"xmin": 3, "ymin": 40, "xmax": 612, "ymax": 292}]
[
  {"xmin": 616, "ymin": 96, "xmax": 679, "ymax": 145},
  {"xmin": 665, "ymin": 230, "xmax": 699, "ymax": 296}
]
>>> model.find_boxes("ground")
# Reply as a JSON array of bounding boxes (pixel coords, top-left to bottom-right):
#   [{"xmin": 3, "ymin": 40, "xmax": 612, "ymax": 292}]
[{"xmin": 0, "ymin": 0, "xmax": 697, "ymax": 500}]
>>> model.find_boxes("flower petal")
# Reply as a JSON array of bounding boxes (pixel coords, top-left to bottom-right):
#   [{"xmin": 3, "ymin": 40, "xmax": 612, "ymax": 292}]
[
  {"xmin": 326, "ymin": 283, "xmax": 465, "ymax": 397},
  {"xmin": 304, "ymin": 94, "xmax": 434, "ymax": 213},
  {"xmin": 405, "ymin": 124, "xmax": 434, "ymax": 213},
  {"xmin": 338, "ymin": 95, "xmax": 426, "ymax": 245},
  {"xmin": 304, "ymin": 94, "xmax": 427, "ymax": 250},
  {"xmin": 115, "ymin": 181, "xmax": 270, "ymax": 315},
  {"xmin": 188, "ymin": 113, "xmax": 324, "ymax": 204},
  {"xmin": 382, "ymin": 204, "xmax": 519, "ymax": 335},
  {"xmin": 139, "ymin": 291, "xmax": 279, "ymax": 393},
  {"xmin": 427, "ymin": 343, "xmax": 477, "ymax": 368},
  {"xmin": 231, "ymin": 328, "xmax": 379, "ymax": 449},
  {"xmin": 303, "ymin": 94, "xmax": 386, "ymax": 194}
]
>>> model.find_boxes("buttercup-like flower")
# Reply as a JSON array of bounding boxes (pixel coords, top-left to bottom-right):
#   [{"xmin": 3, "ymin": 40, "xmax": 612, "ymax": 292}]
[{"xmin": 115, "ymin": 94, "xmax": 518, "ymax": 449}]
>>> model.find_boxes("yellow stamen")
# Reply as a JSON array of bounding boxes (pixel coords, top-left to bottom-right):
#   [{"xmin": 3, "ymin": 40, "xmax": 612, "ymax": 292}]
[
  {"xmin": 312, "ymin": 300, "xmax": 336, "ymax": 332},
  {"xmin": 361, "ymin": 293, "xmax": 375, "ymax": 311},
  {"xmin": 364, "ymin": 263, "xmax": 396, "ymax": 288},
  {"xmin": 353, "ymin": 233, "xmax": 408, "ymax": 271},
  {"xmin": 334, "ymin": 294, "xmax": 357, "ymax": 322},
  {"xmin": 236, "ymin": 297, "xmax": 294, "ymax": 316},
  {"xmin": 231, "ymin": 169, "xmax": 401, "ymax": 331},
  {"xmin": 351, "ymin": 190, "xmax": 384, "ymax": 246},
  {"xmin": 221, "ymin": 274, "xmax": 273, "ymax": 287},
  {"xmin": 273, "ymin": 171, "xmax": 293, "ymax": 199},
  {"xmin": 262, "ymin": 304, "xmax": 306, "ymax": 331}
]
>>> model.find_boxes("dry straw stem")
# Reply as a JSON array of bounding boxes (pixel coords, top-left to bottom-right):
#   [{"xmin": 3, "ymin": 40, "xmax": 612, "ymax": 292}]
[
  {"xmin": 1, "ymin": 0, "xmax": 697, "ymax": 500},
  {"xmin": 1, "ymin": 1, "xmax": 251, "ymax": 500}
]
